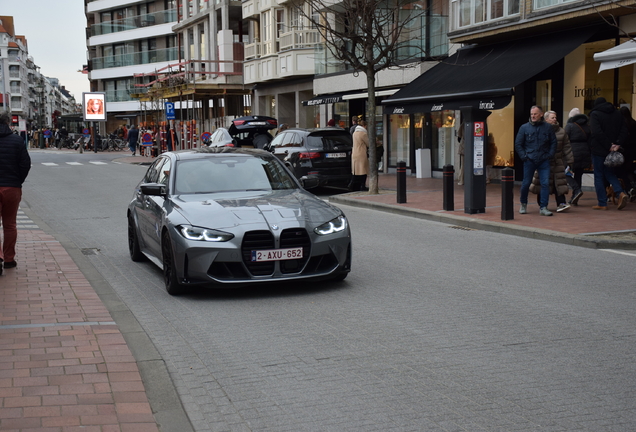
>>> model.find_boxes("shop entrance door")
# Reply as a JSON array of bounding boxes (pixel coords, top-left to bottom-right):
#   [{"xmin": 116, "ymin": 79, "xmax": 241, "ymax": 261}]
[{"xmin": 536, "ymin": 79, "xmax": 552, "ymax": 112}]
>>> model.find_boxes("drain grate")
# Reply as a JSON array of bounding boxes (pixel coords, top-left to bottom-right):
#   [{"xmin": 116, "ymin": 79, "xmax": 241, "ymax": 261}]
[
  {"xmin": 449, "ymin": 225, "xmax": 477, "ymax": 231},
  {"xmin": 81, "ymin": 248, "xmax": 101, "ymax": 255}
]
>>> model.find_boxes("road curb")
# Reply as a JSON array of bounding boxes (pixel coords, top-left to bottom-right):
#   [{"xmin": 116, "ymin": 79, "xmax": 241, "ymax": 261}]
[
  {"xmin": 18, "ymin": 204, "xmax": 195, "ymax": 432},
  {"xmin": 329, "ymin": 194, "xmax": 636, "ymax": 250}
]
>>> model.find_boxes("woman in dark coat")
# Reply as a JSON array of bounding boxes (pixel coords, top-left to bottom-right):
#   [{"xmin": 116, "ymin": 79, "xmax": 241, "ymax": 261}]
[
  {"xmin": 564, "ymin": 108, "xmax": 592, "ymax": 205},
  {"xmin": 618, "ymin": 106, "xmax": 636, "ymax": 200}
]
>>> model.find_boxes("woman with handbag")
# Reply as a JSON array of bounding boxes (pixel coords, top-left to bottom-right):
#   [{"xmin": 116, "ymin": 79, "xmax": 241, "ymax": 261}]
[{"xmin": 588, "ymin": 97, "xmax": 629, "ymax": 210}]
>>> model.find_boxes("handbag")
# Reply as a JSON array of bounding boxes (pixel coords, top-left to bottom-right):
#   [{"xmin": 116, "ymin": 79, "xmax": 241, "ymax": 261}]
[{"xmin": 604, "ymin": 150, "xmax": 624, "ymax": 167}]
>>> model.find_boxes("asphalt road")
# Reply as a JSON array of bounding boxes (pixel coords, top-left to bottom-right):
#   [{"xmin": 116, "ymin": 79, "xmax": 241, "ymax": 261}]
[{"xmin": 21, "ymin": 149, "xmax": 636, "ymax": 431}]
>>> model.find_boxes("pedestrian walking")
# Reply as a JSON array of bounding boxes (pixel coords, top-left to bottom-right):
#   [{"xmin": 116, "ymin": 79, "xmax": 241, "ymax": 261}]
[
  {"xmin": 564, "ymin": 107, "xmax": 592, "ymax": 206},
  {"xmin": 0, "ymin": 112, "xmax": 31, "ymax": 275},
  {"xmin": 618, "ymin": 106, "xmax": 636, "ymax": 200},
  {"xmin": 166, "ymin": 124, "xmax": 178, "ymax": 152},
  {"xmin": 128, "ymin": 124, "xmax": 139, "ymax": 156},
  {"xmin": 514, "ymin": 105, "xmax": 557, "ymax": 216},
  {"xmin": 588, "ymin": 97, "xmax": 629, "ymax": 210},
  {"xmin": 350, "ymin": 116, "xmax": 359, "ymax": 135},
  {"xmin": 530, "ymin": 110, "xmax": 573, "ymax": 212}
]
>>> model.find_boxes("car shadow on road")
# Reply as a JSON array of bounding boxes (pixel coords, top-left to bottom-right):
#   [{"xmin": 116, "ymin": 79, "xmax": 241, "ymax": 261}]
[{"xmin": 181, "ymin": 279, "xmax": 351, "ymax": 301}]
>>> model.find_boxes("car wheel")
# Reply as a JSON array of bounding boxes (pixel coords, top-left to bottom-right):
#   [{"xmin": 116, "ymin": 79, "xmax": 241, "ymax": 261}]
[
  {"xmin": 128, "ymin": 216, "xmax": 144, "ymax": 262},
  {"xmin": 162, "ymin": 232, "xmax": 185, "ymax": 296}
]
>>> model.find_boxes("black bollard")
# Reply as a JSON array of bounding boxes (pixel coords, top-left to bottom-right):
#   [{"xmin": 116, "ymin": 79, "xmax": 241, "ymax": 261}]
[
  {"xmin": 501, "ymin": 167, "xmax": 514, "ymax": 220},
  {"xmin": 443, "ymin": 164, "xmax": 455, "ymax": 211},
  {"xmin": 397, "ymin": 161, "xmax": 407, "ymax": 203}
]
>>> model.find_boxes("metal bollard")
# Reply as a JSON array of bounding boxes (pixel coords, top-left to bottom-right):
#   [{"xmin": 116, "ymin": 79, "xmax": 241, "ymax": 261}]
[
  {"xmin": 443, "ymin": 164, "xmax": 454, "ymax": 211},
  {"xmin": 397, "ymin": 161, "xmax": 407, "ymax": 203},
  {"xmin": 501, "ymin": 167, "xmax": 514, "ymax": 220}
]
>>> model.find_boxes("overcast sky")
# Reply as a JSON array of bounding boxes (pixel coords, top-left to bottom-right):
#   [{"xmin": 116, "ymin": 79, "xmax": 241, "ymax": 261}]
[{"xmin": 3, "ymin": 1, "xmax": 90, "ymax": 100}]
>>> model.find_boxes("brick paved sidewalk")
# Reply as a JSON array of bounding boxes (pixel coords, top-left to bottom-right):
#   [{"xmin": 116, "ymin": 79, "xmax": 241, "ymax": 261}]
[{"xmin": 0, "ymin": 228, "xmax": 159, "ymax": 431}]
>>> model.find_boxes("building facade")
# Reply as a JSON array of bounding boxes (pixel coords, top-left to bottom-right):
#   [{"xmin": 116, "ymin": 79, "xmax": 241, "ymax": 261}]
[
  {"xmin": 1, "ymin": 16, "xmax": 77, "ymax": 133},
  {"xmin": 383, "ymin": 0, "xmax": 636, "ymax": 180},
  {"xmin": 85, "ymin": 0, "xmax": 179, "ymax": 132}
]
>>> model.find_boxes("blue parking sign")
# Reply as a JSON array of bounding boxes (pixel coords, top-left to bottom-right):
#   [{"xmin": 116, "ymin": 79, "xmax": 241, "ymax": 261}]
[{"xmin": 165, "ymin": 102, "xmax": 176, "ymax": 120}]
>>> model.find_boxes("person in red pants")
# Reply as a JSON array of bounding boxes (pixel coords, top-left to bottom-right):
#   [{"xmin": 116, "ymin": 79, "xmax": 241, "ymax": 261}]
[{"xmin": 0, "ymin": 112, "xmax": 31, "ymax": 275}]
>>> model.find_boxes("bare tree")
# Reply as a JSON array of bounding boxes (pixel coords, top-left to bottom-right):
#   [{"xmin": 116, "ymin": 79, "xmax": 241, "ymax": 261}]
[{"xmin": 290, "ymin": 0, "xmax": 429, "ymax": 194}]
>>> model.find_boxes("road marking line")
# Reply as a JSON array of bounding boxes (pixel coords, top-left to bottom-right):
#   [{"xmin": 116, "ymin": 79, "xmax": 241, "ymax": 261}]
[
  {"xmin": 89, "ymin": 161, "xmax": 108, "ymax": 165},
  {"xmin": 41, "ymin": 162, "xmax": 58, "ymax": 166},
  {"xmin": 66, "ymin": 162, "xmax": 83, "ymax": 165},
  {"xmin": 600, "ymin": 249, "xmax": 636, "ymax": 257}
]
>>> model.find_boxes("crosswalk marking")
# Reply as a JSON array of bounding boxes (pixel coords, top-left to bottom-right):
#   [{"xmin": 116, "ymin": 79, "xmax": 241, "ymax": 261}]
[{"xmin": 40, "ymin": 161, "xmax": 118, "ymax": 167}]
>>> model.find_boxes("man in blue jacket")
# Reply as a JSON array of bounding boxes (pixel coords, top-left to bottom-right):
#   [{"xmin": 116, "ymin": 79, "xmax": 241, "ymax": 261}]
[
  {"xmin": 515, "ymin": 106, "xmax": 557, "ymax": 216},
  {"xmin": 0, "ymin": 112, "xmax": 31, "ymax": 274}
]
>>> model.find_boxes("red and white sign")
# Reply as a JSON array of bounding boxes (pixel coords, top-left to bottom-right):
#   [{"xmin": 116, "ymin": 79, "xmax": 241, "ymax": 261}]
[{"xmin": 474, "ymin": 122, "xmax": 484, "ymax": 137}]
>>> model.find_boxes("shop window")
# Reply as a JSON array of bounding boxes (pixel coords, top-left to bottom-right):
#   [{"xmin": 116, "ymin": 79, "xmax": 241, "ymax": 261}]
[
  {"xmin": 431, "ymin": 110, "xmax": 456, "ymax": 169},
  {"xmin": 486, "ymin": 98, "xmax": 515, "ymax": 168},
  {"xmin": 389, "ymin": 114, "xmax": 410, "ymax": 167}
]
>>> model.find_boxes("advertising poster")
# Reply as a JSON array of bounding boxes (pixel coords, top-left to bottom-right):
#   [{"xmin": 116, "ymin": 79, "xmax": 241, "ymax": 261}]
[{"xmin": 82, "ymin": 92, "xmax": 107, "ymax": 121}]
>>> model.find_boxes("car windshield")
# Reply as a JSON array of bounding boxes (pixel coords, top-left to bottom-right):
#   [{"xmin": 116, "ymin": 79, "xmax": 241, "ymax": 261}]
[
  {"xmin": 174, "ymin": 155, "xmax": 298, "ymax": 194},
  {"xmin": 305, "ymin": 133, "xmax": 352, "ymax": 151}
]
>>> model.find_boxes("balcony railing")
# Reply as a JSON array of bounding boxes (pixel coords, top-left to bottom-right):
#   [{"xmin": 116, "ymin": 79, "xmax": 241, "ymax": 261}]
[
  {"xmin": 91, "ymin": 9, "xmax": 177, "ymax": 36},
  {"xmin": 244, "ymin": 42, "xmax": 261, "ymax": 60},
  {"xmin": 244, "ymin": 29, "xmax": 320, "ymax": 60},
  {"xmin": 92, "ymin": 47, "xmax": 180, "ymax": 70},
  {"xmin": 278, "ymin": 29, "xmax": 320, "ymax": 51}
]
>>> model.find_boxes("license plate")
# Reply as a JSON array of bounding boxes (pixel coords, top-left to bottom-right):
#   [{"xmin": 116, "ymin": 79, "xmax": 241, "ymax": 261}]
[
  {"xmin": 325, "ymin": 152, "xmax": 346, "ymax": 158},
  {"xmin": 251, "ymin": 247, "xmax": 303, "ymax": 262}
]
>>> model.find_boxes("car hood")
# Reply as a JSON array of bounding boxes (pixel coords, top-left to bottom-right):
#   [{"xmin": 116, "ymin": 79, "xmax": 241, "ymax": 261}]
[{"xmin": 170, "ymin": 189, "xmax": 342, "ymax": 230}]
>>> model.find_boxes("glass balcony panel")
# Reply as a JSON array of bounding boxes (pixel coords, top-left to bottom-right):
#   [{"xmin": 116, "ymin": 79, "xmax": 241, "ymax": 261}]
[
  {"xmin": 91, "ymin": 9, "xmax": 177, "ymax": 36},
  {"xmin": 92, "ymin": 47, "xmax": 179, "ymax": 70}
]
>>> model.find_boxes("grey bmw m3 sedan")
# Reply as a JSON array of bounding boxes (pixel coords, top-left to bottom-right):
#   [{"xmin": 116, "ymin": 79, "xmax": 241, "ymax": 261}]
[{"xmin": 127, "ymin": 147, "xmax": 352, "ymax": 295}]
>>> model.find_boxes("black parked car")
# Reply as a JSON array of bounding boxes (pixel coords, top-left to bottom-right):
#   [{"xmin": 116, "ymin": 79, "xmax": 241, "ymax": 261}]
[
  {"xmin": 207, "ymin": 116, "xmax": 277, "ymax": 149},
  {"xmin": 265, "ymin": 128, "xmax": 352, "ymax": 189}
]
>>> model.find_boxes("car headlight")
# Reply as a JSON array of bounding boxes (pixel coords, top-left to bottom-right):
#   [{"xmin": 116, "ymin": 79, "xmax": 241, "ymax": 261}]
[
  {"xmin": 314, "ymin": 216, "xmax": 347, "ymax": 236},
  {"xmin": 178, "ymin": 225, "xmax": 234, "ymax": 242}
]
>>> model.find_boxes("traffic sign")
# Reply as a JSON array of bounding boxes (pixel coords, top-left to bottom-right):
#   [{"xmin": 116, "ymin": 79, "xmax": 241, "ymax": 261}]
[
  {"xmin": 141, "ymin": 132, "xmax": 153, "ymax": 145},
  {"xmin": 200, "ymin": 131, "xmax": 211, "ymax": 143},
  {"xmin": 83, "ymin": 128, "xmax": 90, "ymax": 136},
  {"xmin": 165, "ymin": 102, "xmax": 176, "ymax": 120}
]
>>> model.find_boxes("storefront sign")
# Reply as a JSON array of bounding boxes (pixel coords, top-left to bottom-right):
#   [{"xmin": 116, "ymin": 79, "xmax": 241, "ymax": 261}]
[
  {"xmin": 383, "ymin": 95, "xmax": 512, "ymax": 115},
  {"xmin": 302, "ymin": 95, "xmax": 343, "ymax": 106}
]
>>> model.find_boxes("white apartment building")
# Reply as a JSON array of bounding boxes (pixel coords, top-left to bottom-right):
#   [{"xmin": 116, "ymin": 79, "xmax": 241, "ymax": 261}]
[
  {"xmin": 0, "ymin": 17, "xmax": 31, "ymax": 130},
  {"xmin": 85, "ymin": 0, "xmax": 179, "ymax": 131},
  {"xmin": 1, "ymin": 16, "xmax": 76, "ymax": 132},
  {"xmin": 242, "ymin": 0, "xmax": 449, "ymax": 142}
]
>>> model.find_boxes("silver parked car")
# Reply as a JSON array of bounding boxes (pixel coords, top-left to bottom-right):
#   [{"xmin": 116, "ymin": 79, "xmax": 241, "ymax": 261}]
[{"xmin": 127, "ymin": 147, "xmax": 352, "ymax": 295}]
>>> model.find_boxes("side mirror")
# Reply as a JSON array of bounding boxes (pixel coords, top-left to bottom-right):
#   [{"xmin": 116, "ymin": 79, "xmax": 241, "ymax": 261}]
[
  {"xmin": 299, "ymin": 176, "xmax": 320, "ymax": 190},
  {"xmin": 140, "ymin": 183, "xmax": 167, "ymax": 196}
]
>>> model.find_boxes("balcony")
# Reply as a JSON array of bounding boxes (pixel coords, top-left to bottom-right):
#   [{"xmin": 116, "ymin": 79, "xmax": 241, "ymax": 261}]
[
  {"xmin": 91, "ymin": 9, "xmax": 177, "ymax": 36},
  {"xmin": 92, "ymin": 47, "xmax": 180, "ymax": 70},
  {"xmin": 279, "ymin": 29, "xmax": 320, "ymax": 51},
  {"xmin": 244, "ymin": 29, "xmax": 320, "ymax": 60}
]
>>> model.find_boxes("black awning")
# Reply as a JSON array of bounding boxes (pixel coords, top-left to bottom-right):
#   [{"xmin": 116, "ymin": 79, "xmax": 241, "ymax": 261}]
[
  {"xmin": 383, "ymin": 27, "xmax": 597, "ymax": 114},
  {"xmin": 302, "ymin": 93, "xmax": 344, "ymax": 106}
]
